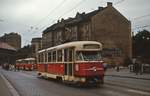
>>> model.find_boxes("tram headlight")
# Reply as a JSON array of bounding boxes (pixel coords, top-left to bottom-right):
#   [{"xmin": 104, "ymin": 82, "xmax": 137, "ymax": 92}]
[
  {"xmin": 81, "ymin": 78, "xmax": 86, "ymax": 82},
  {"xmin": 75, "ymin": 64, "xmax": 79, "ymax": 71}
]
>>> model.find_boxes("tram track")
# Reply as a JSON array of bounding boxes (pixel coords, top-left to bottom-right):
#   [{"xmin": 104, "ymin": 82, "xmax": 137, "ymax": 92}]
[
  {"xmin": 1, "ymin": 69, "xmax": 150, "ymax": 96},
  {"xmin": 18, "ymin": 70, "xmax": 150, "ymax": 96},
  {"xmin": 19, "ymin": 70, "xmax": 150, "ymax": 92},
  {"xmin": 104, "ymin": 80, "xmax": 150, "ymax": 94}
]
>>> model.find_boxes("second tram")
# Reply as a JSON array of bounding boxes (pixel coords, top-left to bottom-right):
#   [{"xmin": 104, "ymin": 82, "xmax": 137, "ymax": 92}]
[
  {"xmin": 37, "ymin": 41, "xmax": 104, "ymax": 85},
  {"xmin": 16, "ymin": 58, "xmax": 36, "ymax": 71}
]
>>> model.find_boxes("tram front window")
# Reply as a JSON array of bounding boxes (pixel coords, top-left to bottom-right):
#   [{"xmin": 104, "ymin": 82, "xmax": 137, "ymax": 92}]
[{"xmin": 76, "ymin": 51, "xmax": 101, "ymax": 61}]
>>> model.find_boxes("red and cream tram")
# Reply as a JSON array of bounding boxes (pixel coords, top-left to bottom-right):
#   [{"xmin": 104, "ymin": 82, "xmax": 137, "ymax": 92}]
[
  {"xmin": 37, "ymin": 41, "xmax": 104, "ymax": 85},
  {"xmin": 16, "ymin": 58, "xmax": 36, "ymax": 71}
]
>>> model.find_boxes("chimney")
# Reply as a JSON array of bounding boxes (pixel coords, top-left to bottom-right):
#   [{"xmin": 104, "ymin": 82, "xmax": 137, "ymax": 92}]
[
  {"xmin": 98, "ymin": 7, "xmax": 103, "ymax": 10},
  {"xmin": 107, "ymin": 2, "xmax": 112, "ymax": 7},
  {"xmin": 61, "ymin": 18, "xmax": 64, "ymax": 22},
  {"xmin": 82, "ymin": 12, "xmax": 85, "ymax": 15},
  {"xmin": 57, "ymin": 20, "xmax": 60, "ymax": 23}
]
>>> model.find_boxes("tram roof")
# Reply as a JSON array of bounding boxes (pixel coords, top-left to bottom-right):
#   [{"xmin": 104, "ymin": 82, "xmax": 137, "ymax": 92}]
[
  {"xmin": 39, "ymin": 41, "xmax": 102, "ymax": 53},
  {"xmin": 24, "ymin": 58, "xmax": 35, "ymax": 60},
  {"xmin": 16, "ymin": 58, "xmax": 35, "ymax": 61}
]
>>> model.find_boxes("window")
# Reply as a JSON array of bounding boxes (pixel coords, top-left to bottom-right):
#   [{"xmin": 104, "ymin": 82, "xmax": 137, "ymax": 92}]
[
  {"xmin": 52, "ymin": 51, "xmax": 56, "ymax": 62},
  {"xmin": 69, "ymin": 49, "xmax": 73, "ymax": 62},
  {"xmin": 38, "ymin": 54, "xmax": 43, "ymax": 63},
  {"xmin": 83, "ymin": 44, "xmax": 100, "ymax": 49},
  {"xmin": 41, "ymin": 53, "xmax": 44, "ymax": 62},
  {"xmin": 48, "ymin": 52, "xmax": 52, "ymax": 62},
  {"xmin": 76, "ymin": 51, "xmax": 101, "ymax": 61},
  {"xmin": 57, "ymin": 50, "xmax": 62, "ymax": 62},
  {"xmin": 102, "ymin": 48, "xmax": 122, "ymax": 57},
  {"xmin": 64, "ymin": 48, "xmax": 74, "ymax": 62},
  {"xmin": 38, "ymin": 55, "xmax": 40, "ymax": 63},
  {"xmin": 44, "ymin": 52, "xmax": 48, "ymax": 62},
  {"xmin": 64, "ymin": 49, "xmax": 68, "ymax": 62}
]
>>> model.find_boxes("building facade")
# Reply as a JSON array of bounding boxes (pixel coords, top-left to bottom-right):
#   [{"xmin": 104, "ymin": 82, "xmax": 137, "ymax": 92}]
[
  {"xmin": 42, "ymin": 2, "xmax": 132, "ymax": 65},
  {"xmin": 0, "ymin": 32, "xmax": 21, "ymax": 50},
  {"xmin": 0, "ymin": 42, "xmax": 16, "ymax": 65},
  {"xmin": 31, "ymin": 38, "xmax": 42, "ymax": 62}
]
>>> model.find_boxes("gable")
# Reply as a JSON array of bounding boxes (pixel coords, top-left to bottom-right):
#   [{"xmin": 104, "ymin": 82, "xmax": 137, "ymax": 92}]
[{"xmin": 102, "ymin": 6, "xmax": 129, "ymax": 24}]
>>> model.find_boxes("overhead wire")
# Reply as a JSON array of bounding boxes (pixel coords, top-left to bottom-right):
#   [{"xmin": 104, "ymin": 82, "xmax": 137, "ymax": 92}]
[
  {"xmin": 132, "ymin": 13, "xmax": 150, "ymax": 32},
  {"xmin": 34, "ymin": 0, "xmax": 125, "ymax": 34},
  {"xmin": 114, "ymin": 0, "xmax": 125, "ymax": 5},
  {"xmin": 132, "ymin": 13, "xmax": 150, "ymax": 20},
  {"xmin": 133, "ymin": 24, "xmax": 150, "ymax": 29},
  {"xmin": 58, "ymin": 0, "xmax": 87, "ymax": 19},
  {"xmin": 32, "ymin": 0, "xmax": 67, "ymax": 28},
  {"xmin": 23, "ymin": 0, "xmax": 71, "ymax": 46},
  {"xmin": 23, "ymin": 0, "xmax": 68, "ymax": 45},
  {"xmin": 36, "ymin": 0, "xmax": 87, "ymax": 32}
]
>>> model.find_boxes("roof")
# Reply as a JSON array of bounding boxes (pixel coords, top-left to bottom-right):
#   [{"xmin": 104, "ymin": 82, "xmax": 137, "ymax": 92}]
[
  {"xmin": 16, "ymin": 58, "xmax": 35, "ymax": 61},
  {"xmin": 38, "ymin": 41, "xmax": 102, "ymax": 53},
  {"xmin": 0, "ymin": 42, "xmax": 16, "ymax": 51},
  {"xmin": 43, "ymin": 6, "xmax": 104, "ymax": 34}
]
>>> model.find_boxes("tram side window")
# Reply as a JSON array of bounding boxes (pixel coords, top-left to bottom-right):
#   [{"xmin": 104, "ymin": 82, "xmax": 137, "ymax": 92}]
[
  {"xmin": 48, "ymin": 52, "xmax": 52, "ymax": 62},
  {"xmin": 27, "ymin": 60, "xmax": 29, "ymax": 64},
  {"xmin": 44, "ymin": 52, "xmax": 48, "ymax": 63},
  {"xmin": 41, "ymin": 53, "xmax": 44, "ymax": 62},
  {"xmin": 38, "ymin": 54, "xmax": 41, "ymax": 63},
  {"xmin": 57, "ymin": 50, "xmax": 62, "ymax": 62},
  {"xmin": 76, "ymin": 52, "xmax": 83, "ymax": 61},
  {"xmin": 64, "ymin": 49, "xmax": 68, "ymax": 62},
  {"xmin": 69, "ymin": 48, "xmax": 74, "ymax": 62},
  {"xmin": 52, "ymin": 51, "xmax": 56, "ymax": 62},
  {"xmin": 64, "ymin": 48, "xmax": 74, "ymax": 62},
  {"xmin": 38, "ymin": 55, "xmax": 40, "ymax": 63}
]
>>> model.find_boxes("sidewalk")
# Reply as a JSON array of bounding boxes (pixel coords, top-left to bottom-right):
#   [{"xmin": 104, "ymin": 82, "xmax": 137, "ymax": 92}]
[
  {"xmin": 105, "ymin": 68, "xmax": 150, "ymax": 80},
  {"xmin": 0, "ymin": 73, "xmax": 12, "ymax": 96}
]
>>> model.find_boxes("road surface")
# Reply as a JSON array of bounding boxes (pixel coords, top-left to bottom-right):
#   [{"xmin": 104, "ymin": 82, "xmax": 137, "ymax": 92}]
[{"xmin": 1, "ymin": 70, "xmax": 150, "ymax": 96}]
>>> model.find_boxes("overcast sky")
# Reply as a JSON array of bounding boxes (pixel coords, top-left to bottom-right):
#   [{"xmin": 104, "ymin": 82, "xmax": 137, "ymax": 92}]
[{"xmin": 0, "ymin": 0, "xmax": 150, "ymax": 47}]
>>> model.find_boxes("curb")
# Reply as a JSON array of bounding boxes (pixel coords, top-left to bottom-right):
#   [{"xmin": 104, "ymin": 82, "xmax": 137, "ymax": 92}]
[
  {"xmin": 0, "ymin": 72, "xmax": 20, "ymax": 96},
  {"xmin": 105, "ymin": 75, "xmax": 150, "ymax": 80}
]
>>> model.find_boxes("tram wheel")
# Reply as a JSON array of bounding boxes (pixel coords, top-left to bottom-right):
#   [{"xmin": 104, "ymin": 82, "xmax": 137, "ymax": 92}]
[{"xmin": 56, "ymin": 77, "xmax": 62, "ymax": 83}]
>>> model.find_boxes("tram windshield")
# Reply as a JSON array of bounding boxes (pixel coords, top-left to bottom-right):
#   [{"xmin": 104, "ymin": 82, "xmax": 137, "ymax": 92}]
[{"xmin": 76, "ymin": 51, "xmax": 101, "ymax": 61}]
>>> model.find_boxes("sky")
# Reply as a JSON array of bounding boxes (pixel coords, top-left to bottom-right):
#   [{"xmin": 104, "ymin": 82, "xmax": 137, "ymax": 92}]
[{"xmin": 0, "ymin": 0, "xmax": 150, "ymax": 47}]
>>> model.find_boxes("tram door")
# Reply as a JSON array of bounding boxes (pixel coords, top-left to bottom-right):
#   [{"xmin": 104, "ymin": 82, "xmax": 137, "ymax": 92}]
[{"xmin": 64, "ymin": 48, "xmax": 74, "ymax": 76}]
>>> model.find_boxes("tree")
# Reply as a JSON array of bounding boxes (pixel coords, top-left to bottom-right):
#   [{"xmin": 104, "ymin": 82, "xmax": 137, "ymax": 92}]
[
  {"xmin": 123, "ymin": 56, "xmax": 132, "ymax": 66},
  {"xmin": 16, "ymin": 45, "xmax": 32, "ymax": 59},
  {"xmin": 132, "ymin": 30, "xmax": 150, "ymax": 62}
]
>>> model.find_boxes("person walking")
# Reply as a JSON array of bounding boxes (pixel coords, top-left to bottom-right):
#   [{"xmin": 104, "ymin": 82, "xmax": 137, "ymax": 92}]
[
  {"xmin": 103, "ymin": 62, "xmax": 108, "ymax": 71},
  {"xmin": 134, "ymin": 61, "xmax": 139, "ymax": 75},
  {"xmin": 134, "ymin": 57, "xmax": 142, "ymax": 75},
  {"xmin": 116, "ymin": 65, "xmax": 120, "ymax": 72}
]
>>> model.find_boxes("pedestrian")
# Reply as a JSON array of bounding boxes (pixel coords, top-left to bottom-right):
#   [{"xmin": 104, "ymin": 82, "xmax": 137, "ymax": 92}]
[
  {"xmin": 17, "ymin": 65, "xmax": 20, "ymax": 71},
  {"xmin": 103, "ymin": 62, "xmax": 108, "ymax": 71},
  {"xmin": 139, "ymin": 63, "xmax": 143, "ymax": 75},
  {"xmin": 116, "ymin": 65, "xmax": 120, "ymax": 72},
  {"xmin": 134, "ymin": 57, "xmax": 142, "ymax": 75},
  {"xmin": 14, "ymin": 64, "xmax": 17, "ymax": 71},
  {"xmin": 134, "ymin": 62, "xmax": 139, "ymax": 75}
]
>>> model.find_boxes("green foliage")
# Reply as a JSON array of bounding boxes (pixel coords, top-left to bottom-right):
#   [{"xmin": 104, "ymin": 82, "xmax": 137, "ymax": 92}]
[
  {"xmin": 16, "ymin": 45, "xmax": 32, "ymax": 59},
  {"xmin": 132, "ymin": 30, "xmax": 150, "ymax": 59},
  {"xmin": 123, "ymin": 57, "xmax": 132, "ymax": 66}
]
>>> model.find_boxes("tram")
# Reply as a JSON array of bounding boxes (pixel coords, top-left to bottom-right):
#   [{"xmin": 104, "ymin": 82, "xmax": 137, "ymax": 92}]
[
  {"xmin": 16, "ymin": 58, "xmax": 36, "ymax": 71},
  {"xmin": 37, "ymin": 41, "xmax": 104, "ymax": 85}
]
